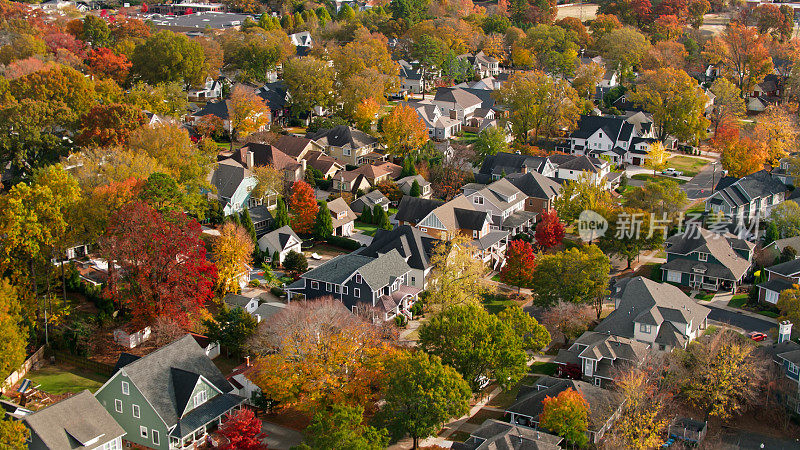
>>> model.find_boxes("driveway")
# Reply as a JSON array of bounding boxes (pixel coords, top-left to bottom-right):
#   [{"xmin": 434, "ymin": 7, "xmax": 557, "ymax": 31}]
[
  {"xmin": 706, "ymin": 306, "xmax": 775, "ymax": 333},
  {"xmin": 261, "ymin": 421, "xmax": 303, "ymax": 449},
  {"xmin": 349, "ymin": 231, "xmax": 373, "ymax": 246}
]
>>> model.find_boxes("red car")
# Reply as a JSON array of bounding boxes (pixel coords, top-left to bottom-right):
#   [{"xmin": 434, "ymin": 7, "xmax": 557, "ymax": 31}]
[{"xmin": 748, "ymin": 331, "xmax": 767, "ymax": 342}]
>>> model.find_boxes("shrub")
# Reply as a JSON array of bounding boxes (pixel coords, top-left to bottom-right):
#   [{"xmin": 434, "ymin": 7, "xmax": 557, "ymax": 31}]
[
  {"xmin": 394, "ymin": 315, "xmax": 407, "ymax": 327},
  {"xmin": 248, "ymin": 279, "xmax": 261, "ymax": 287},
  {"xmin": 326, "ymin": 236, "xmax": 362, "ymax": 250},
  {"xmin": 410, "ymin": 300, "xmax": 423, "ymax": 317},
  {"xmin": 271, "ymin": 286, "xmax": 286, "ymax": 297}
]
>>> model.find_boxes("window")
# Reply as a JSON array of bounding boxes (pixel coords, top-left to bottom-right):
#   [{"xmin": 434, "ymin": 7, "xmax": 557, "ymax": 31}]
[
  {"xmin": 355, "ymin": 274, "xmax": 362, "ymax": 284},
  {"xmin": 101, "ymin": 439, "xmax": 121, "ymax": 450},
  {"xmin": 698, "ymin": 252, "xmax": 708, "ymax": 262},
  {"xmin": 354, "ymin": 288, "xmax": 360, "ymax": 298},
  {"xmin": 343, "ymin": 147, "xmax": 351, "ymax": 156},
  {"xmin": 594, "ymin": 377, "xmax": 602, "ymax": 386},
  {"xmin": 474, "ymin": 196, "xmax": 483, "ymax": 205},
  {"xmin": 121, "ymin": 381, "xmax": 129, "ymax": 395},
  {"xmin": 140, "ymin": 426, "xmax": 148, "ymax": 439},
  {"xmin": 473, "ymin": 230, "xmax": 478, "ymax": 238},
  {"xmin": 132, "ymin": 404, "xmax": 140, "ymax": 418},
  {"xmin": 411, "ymin": 276, "xmax": 416, "ymax": 286},
  {"xmin": 152, "ymin": 430, "xmax": 160, "ymax": 446},
  {"xmin": 639, "ymin": 323, "xmax": 652, "ymax": 333},
  {"xmin": 334, "ymin": 285, "xmax": 341, "ymax": 294},
  {"xmin": 194, "ymin": 390, "xmax": 207, "ymax": 408},
  {"xmin": 343, "ymin": 286, "xmax": 348, "ymax": 294},
  {"xmin": 114, "ymin": 399, "xmax": 122, "ymax": 413},
  {"xmin": 789, "ymin": 362, "xmax": 799, "ymax": 375},
  {"xmin": 311, "ymin": 281, "xmax": 319, "ymax": 289},
  {"xmin": 326, "ymin": 283, "xmax": 332, "ymax": 292}
]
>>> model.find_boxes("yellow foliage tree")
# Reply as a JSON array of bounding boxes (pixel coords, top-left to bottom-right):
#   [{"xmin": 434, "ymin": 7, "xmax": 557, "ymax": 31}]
[
  {"xmin": 227, "ymin": 84, "xmax": 270, "ymax": 147},
  {"xmin": 212, "ymin": 222, "xmax": 253, "ymax": 295},
  {"xmin": 611, "ymin": 368, "xmax": 671, "ymax": 449},
  {"xmin": 353, "ymin": 97, "xmax": 380, "ymax": 132},
  {"xmin": 644, "ymin": 141, "xmax": 668, "ymax": 175},
  {"xmin": 425, "ymin": 234, "xmax": 488, "ymax": 310},
  {"xmin": 752, "ymin": 106, "xmax": 800, "ymax": 165},
  {"xmin": 381, "ymin": 103, "xmax": 429, "ymax": 158}
]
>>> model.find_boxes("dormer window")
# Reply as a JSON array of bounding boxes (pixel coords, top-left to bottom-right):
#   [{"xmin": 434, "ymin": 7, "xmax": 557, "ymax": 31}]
[
  {"xmin": 698, "ymin": 252, "xmax": 708, "ymax": 262},
  {"xmin": 474, "ymin": 196, "xmax": 484, "ymax": 205},
  {"xmin": 639, "ymin": 323, "xmax": 652, "ymax": 333},
  {"xmin": 193, "ymin": 390, "xmax": 207, "ymax": 408}
]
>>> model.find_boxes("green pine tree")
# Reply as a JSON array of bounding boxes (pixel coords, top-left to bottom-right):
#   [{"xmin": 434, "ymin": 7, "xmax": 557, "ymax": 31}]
[
  {"xmin": 240, "ymin": 209, "xmax": 257, "ymax": 245},
  {"xmin": 372, "ymin": 204, "xmax": 384, "ymax": 225},
  {"xmin": 272, "ymin": 250, "xmax": 281, "ymax": 268},
  {"xmin": 228, "ymin": 212, "xmax": 241, "ymax": 227},
  {"xmin": 377, "ymin": 208, "xmax": 392, "ymax": 230},
  {"xmin": 360, "ymin": 205, "xmax": 373, "ymax": 224},
  {"xmin": 313, "ymin": 201, "xmax": 334, "ymax": 239},
  {"xmin": 273, "ymin": 197, "xmax": 290, "ymax": 230},
  {"xmin": 410, "ymin": 179, "xmax": 421, "ymax": 197}
]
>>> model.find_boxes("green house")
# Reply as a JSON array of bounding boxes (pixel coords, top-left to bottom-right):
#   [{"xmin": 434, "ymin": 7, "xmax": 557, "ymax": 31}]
[{"xmin": 94, "ymin": 335, "xmax": 246, "ymax": 449}]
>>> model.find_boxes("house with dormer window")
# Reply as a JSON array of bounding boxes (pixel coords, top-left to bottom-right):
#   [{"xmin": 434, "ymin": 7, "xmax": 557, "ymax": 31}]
[
  {"xmin": 94, "ymin": 335, "xmax": 246, "ymax": 450},
  {"xmin": 327, "ymin": 197, "xmax": 356, "ymax": 237},
  {"xmin": 554, "ymin": 332, "xmax": 649, "ymax": 388},
  {"xmin": 308, "ymin": 125, "xmax": 382, "ymax": 166},
  {"xmin": 558, "ymin": 114, "xmax": 659, "ymax": 166},
  {"xmin": 661, "ymin": 228, "xmax": 754, "ymax": 292},
  {"xmin": 462, "ymin": 178, "xmax": 537, "ymax": 235},
  {"xmin": 285, "ymin": 249, "xmax": 419, "ymax": 321},
  {"xmin": 705, "ymin": 170, "xmax": 787, "ymax": 220}
]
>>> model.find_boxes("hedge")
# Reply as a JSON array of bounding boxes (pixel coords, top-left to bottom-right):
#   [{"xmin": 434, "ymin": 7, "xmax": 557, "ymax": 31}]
[{"xmin": 326, "ymin": 236, "xmax": 362, "ymax": 251}]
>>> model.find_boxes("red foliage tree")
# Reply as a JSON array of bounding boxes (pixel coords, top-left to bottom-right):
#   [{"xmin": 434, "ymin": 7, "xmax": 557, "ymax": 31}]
[
  {"xmin": 43, "ymin": 32, "xmax": 87, "ymax": 58},
  {"xmin": 289, "ymin": 180, "xmax": 318, "ymax": 234},
  {"xmin": 217, "ymin": 409, "xmax": 267, "ymax": 450},
  {"xmin": 100, "ymin": 201, "xmax": 217, "ymax": 327},
  {"xmin": 653, "ymin": 0, "xmax": 688, "ymax": 18},
  {"xmin": 77, "ymin": 103, "xmax": 147, "ymax": 147},
  {"xmin": 87, "ymin": 47, "xmax": 132, "ymax": 84},
  {"xmin": 535, "ymin": 210, "xmax": 566, "ymax": 249},
  {"xmin": 500, "ymin": 239, "xmax": 537, "ymax": 291}
]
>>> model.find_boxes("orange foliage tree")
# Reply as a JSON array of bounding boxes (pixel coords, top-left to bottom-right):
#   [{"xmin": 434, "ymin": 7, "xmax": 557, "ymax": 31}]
[
  {"xmin": 703, "ymin": 22, "xmax": 773, "ymax": 94},
  {"xmin": 539, "ymin": 388, "xmax": 590, "ymax": 446},
  {"xmin": 87, "ymin": 47, "xmax": 132, "ymax": 84},
  {"xmin": 289, "ymin": 180, "xmax": 318, "ymax": 234},
  {"xmin": 381, "ymin": 103, "xmax": 429, "ymax": 158}
]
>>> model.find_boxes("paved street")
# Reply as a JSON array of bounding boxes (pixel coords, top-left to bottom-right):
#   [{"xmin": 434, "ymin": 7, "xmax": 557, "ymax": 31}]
[
  {"xmin": 706, "ymin": 306, "xmax": 775, "ymax": 333},
  {"xmin": 720, "ymin": 430, "xmax": 800, "ymax": 449},
  {"xmin": 682, "ymin": 162, "xmax": 722, "ymax": 200},
  {"xmin": 261, "ymin": 421, "xmax": 304, "ymax": 449}
]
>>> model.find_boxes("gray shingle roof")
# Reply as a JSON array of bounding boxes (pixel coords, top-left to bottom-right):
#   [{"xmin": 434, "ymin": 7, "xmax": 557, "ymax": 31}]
[
  {"xmin": 223, "ymin": 293, "xmax": 254, "ymax": 309},
  {"xmin": 507, "ymin": 171, "xmax": 562, "ymax": 200},
  {"xmin": 23, "ymin": 390, "xmax": 125, "ymax": 450},
  {"xmin": 211, "ymin": 159, "xmax": 250, "ymax": 201},
  {"xmin": 664, "ymin": 228, "xmax": 752, "ymax": 281},
  {"xmin": 170, "ymin": 393, "xmax": 244, "ymax": 439},
  {"xmin": 350, "ymin": 190, "xmax": 389, "ymax": 213},
  {"xmin": 309, "ymin": 125, "xmax": 378, "ymax": 149},
  {"xmin": 361, "ymin": 225, "xmax": 434, "ymax": 272},
  {"xmin": 328, "ymin": 197, "xmax": 356, "ymax": 229},
  {"xmin": 767, "ymin": 258, "xmax": 800, "ymax": 277},
  {"xmin": 711, "ymin": 170, "xmax": 786, "ymax": 208},
  {"xmin": 356, "ymin": 248, "xmax": 412, "ymax": 289},
  {"xmin": 257, "ymin": 225, "xmax": 301, "ymax": 254},
  {"xmin": 297, "ymin": 249, "xmax": 411, "ymax": 290},
  {"xmin": 395, "ymin": 195, "xmax": 443, "ymax": 224},
  {"xmin": 299, "ymin": 253, "xmax": 375, "ymax": 284}
]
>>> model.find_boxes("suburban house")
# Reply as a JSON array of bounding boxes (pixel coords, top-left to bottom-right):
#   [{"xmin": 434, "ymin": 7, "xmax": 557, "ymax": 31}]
[
  {"xmin": 757, "ymin": 258, "xmax": 800, "ymax": 304},
  {"xmin": 547, "ymin": 154, "xmax": 614, "ymax": 187},
  {"xmin": 457, "ymin": 51, "xmax": 500, "ymax": 77},
  {"xmin": 187, "ymin": 76, "xmax": 223, "ymax": 102},
  {"xmin": 350, "ymin": 190, "xmax": 390, "ymax": 214},
  {"xmin": 451, "ymin": 419, "xmax": 563, "ymax": 450},
  {"xmin": 598, "ymin": 277, "xmax": 710, "ymax": 352},
  {"xmin": 252, "ymin": 301, "xmax": 286, "ymax": 323},
  {"xmin": 332, "ymin": 171, "xmax": 373, "ymax": 194},
  {"xmin": 395, "ymin": 196, "xmax": 445, "ymax": 227},
  {"xmin": 398, "ymin": 60, "xmax": 424, "ymax": 94},
  {"xmin": 506, "ymin": 171, "xmax": 563, "ymax": 218},
  {"xmin": 396, "ymin": 174, "xmax": 432, "ymax": 199},
  {"xmin": 257, "ymin": 225, "xmax": 302, "ymax": 265},
  {"xmin": 771, "ymin": 153, "xmax": 797, "ymax": 186},
  {"xmin": 12, "ymin": 390, "xmax": 126, "ymax": 450},
  {"xmin": 762, "ymin": 235, "xmax": 800, "ymax": 262},
  {"xmin": 286, "ymin": 249, "xmax": 420, "ymax": 321},
  {"xmin": 227, "ymin": 360, "xmax": 260, "ymax": 405},
  {"xmin": 661, "ymin": 228, "xmax": 754, "ymax": 292},
  {"xmin": 209, "ymin": 159, "xmax": 258, "ymax": 216},
  {"xmin": 461, "ymin": 178, "xmax": 538, "ymax": 235},
  {"xmin": 230, "ymin": 143, "xmax": 306, "ymax": 183},
  {"xmin": 304, "ymin": 151, "xmax": 344, "ymax": 178},
  {"xmin": 327, "ymin": 197, "xmax": 357, "ymax": 237},
  {"xmin": 477, "ymin": 152, "xmax": 557, "ymax": 183},
  {"xmin": 94, "ymin": 335, "xmax": 246, "ymax": 450},
  {"xmin": 558, "ymin": 114, "xmax": 658, "ymax": 166},
  {"xmin": 431, "ymin": 88, "xmax": 484, "ymax": 127},
  {"xmin": 255, "ymin": 81, "xmax": 290, "ymax": 126},
  {"xmin": 762, "ymin": 321, "xmax": 800, "ymax": 414},
  {"xmin": 223, "ymin": 293, "xmax": 260, "ymax": 314},
  {"xmin": 337, "ymin": 162, "xmax": 401, "ymax": 186},
  {"xmin": 358, "ymin": 225, "xmax": 436, "ymax": 289},
  {"xmin": 404, "ymin": 101, "xmax": 463, "ymax": 140},
  {"xmin": 308, "ymin": 125, "xmax": 382, "ymax": 166},
  {"xmin": 747, "ymin": 74, "xmax": 782, "ymax": 113},
  {"xmin": 705, "ymin": 170, "xmax": 787, "ymax": 220},
  {"xmin": 554, "ymin": 332, "xmax": 650, "ymax": 388},
  {"xmin": 505, "ymin": 376, "xmax": 624, "ymax": 444},
  {"xmin": 271, "ymin": 134, "xmax": 324, "ymax": 161},
  {"xmin": 192, "ymin": 87, "xmax": 271, "ymax": 133}
]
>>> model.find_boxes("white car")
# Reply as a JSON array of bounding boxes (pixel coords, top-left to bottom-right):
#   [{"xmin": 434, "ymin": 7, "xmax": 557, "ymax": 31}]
[{"xmin": 662, "ymin": 168, "xmax": 683, "ymax": 177}]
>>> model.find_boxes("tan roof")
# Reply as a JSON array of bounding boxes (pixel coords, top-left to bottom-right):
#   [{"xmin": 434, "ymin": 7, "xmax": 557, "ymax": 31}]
[{"xmin": 328, "ymin": 197, "xmax": 357, "ymax": 228}]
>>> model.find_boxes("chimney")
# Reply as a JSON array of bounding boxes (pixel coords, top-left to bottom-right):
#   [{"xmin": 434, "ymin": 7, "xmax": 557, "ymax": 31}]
[
  {"xmin": 246, "ymin": 150, "xmax": 255, "ymax": 169},
  {"xmin": 301, "ymin": 159, "xmax": 307, "ymax": 172},
  {"xmin": 778, "ymin": 320, "xmax": 793, "ymax": 343},
  {"xmin": 245, "ymin": 356, "xmax": 251, "ymax": 367}
]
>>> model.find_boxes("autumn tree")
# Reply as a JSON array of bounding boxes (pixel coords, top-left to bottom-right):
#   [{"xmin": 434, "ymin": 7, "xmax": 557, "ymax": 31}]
[
  {"xmin": 203, "ymin": 306, "xmax": 258, "ymax": 356},
  {"xmin": 572, "ymin": 63, "xmax": 605, "ymax": 98},
  {"xmin": 419, "ymin": 303, "xmax": 529, "ymax": 390},
  {"xmin": 628, "ymin": 68, "xmax": 709, "ymax": 142},
  {"xmin": 703, "ymin": 23, "xmax": 773, "ymax": 94},
  {"xmin": 523, "ymin": 24, "xmax": 580, "ymax": 77},
  {"xmin": 553, "ymin": 173, "xmax": 613, "ymax": 223},
  {"xmin": 100, "ymin": 201, "xmax": 217, "ymax": 326},
  {"xmin": 778, "ymin": 284, "xmax": 800, "ymax": 326},
  {"xmin": 87, "ymin": 47, "xmax": 132, "ymax": 84},
  {"xmin": 77, "ymin": 103, "xmax": 147, "ymax": 147},
  {"xmin": 611, "ymin": 366, "xmax": 671, "ymax": 450},
  {"xmin": 250, "ymin": 298, "xmax": 398, "ymax": 414},
  {"xmin": 752, "ymin": 105, "xmax": 799, "ymax": 164},
  {"xmin": 212, "ymin": 222, "xmax": 253, "ymax": 295},
  {"xmin": 126, "ymin": 82, "xmax": 189, "ymax": 118},
  {"xmin": 426, "ymin": 235, "xmax": 488, "ymax": 309},
  {"xmin": 500, "ymin": 239, "xmax": 537, "ymax": 290},
  {"xmin": 228, "ymin": 85, "xmax": 270, "ymax": 147},
  {"xmin": 598, "ymin": 208, "xmax": 664, "ymax": 269},
  {"xmin": 379, "ymin": 351, "xmax": 471, "ymax": 449},
  {"xmin": 130, "ymin": 30, "xmax": 206, "ymax": 86},
  {"xmin": 541, "ymin": 301, "xmax": 594, "ymax": 344},
  {"xmin": 670, "ymin": 330, "xmax": 767, "ymax": 421},
  {"xmin": 140, "ymin": 172, "xmax": 184, "ymax": 213},
  {"xmin": 709, "ymin": 78, "xmax": 746, "ymax": 133},
  {"xmin": 535, "ymin": 210, "xmax": 565, "ymax": 249},
  {"xmin": 382, "ymin": 103, "xmax": 429, "ymax": 158},
  {"xmin": 598, "ymin": 27, "xmax": 651, "ymax": 77},
  {"xmin": 0, "ymin": 280, "xmax": 27, "ymax": 379},
  {"xmin": 715, "ymin": 123, "xmax": 767, "ymax": 177},
  {"xmin": 299, "ymin": 404, "xmax": 389, "ymax": 450},
  {"xmin": 624, "ymin": 178, "xmax": 688, "ymax": 219},
  {"xmin": 217, "ymin": 409, "xmax": 266, "ymax": 450},
  {"xmin": 495, "ymin": 70, "xmax": 580, "ymax": 142},
  {"xmin": 289, "ymin": 180, "xmax": 318, "ymax": 234},
  {"xmin": 530, "ymin": 245, "xmax": 611, "ymax": 318},
  {"xmin": 498, "ymin": 305, "xmax": 551, "ymax": 352},
  {"xmin": 0, "ymin": 417, "xmax": 28, "ymax": 449},
  {"xmin": 539, "ymin": 388, "xmax": 590, "ymax": 447},
  {"xmin": 770, "ymin": 201, "xmax": 800, "ymax": 240},
  {"xmin": 283, "ymin": 56, "xmax": 335, "ymax": 116},
  {"xmin": 472, "ymin": 126, "xmax": 509, "ymax": 165}
]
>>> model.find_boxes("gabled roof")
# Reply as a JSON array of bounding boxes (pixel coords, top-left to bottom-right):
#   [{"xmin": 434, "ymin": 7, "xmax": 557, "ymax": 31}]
[
  {"xmin": 257, "ymin": 81, "xmax": 288, "ymax": 110},
  {"xmin": 479, "ymin": 152, "xmax": 550, "ymax": 178},
  {"xmin": 111, "ymin": 334, "xmax": 235, "ymax": 427},
  {"xmin": 507, "ymin": 172, "xmax": 562, "ymax": 200},
  {"xmin": 453, "ymin": 419, "xmax": 562, "ymax": 450},
  {"xmin": 211, "ymin": 159, "xmax": 251, "ymax": 200},
  {"xmin": 360, "ymin": 225, "xmax": 435, "ymax": 272},
  {"xmin": 396, "ymin": 195, "xmax": 444, "ymax": 224},
  {"xmin": 328, "ymin": 197, "xmax": 357, "ymax": 228},
  {"xmin": 273, "ymin": 134, "xmax": 315, "ymax": 158},
  {"xmin": 193, "ymin": 100, "xmax": 229, "ymax": 120},
  {"xmin": 664, "ymin": 228, "xmax": 753, "ymax": 281},
  {"xmin": 235, "ymin": 143, "xmax": 299, "ymax": 171},
  {"xmin": 396, "ymin": 174, "xmax": 431, "ymax": 191},
  {"xmin": 552, "ymin": 154, "xmax": 603, "ymax": 172},
  {"xmin": 304, "ymin": 150, "xmax": 343, "ymax": 174},
  {"xmin": 571, "ymin": 115, "xmax": 626, "ymax": 140},
  {"xmin": 433, "ymin": 87, "xmax": 483, "ymax": 109},
  {"xmin": 22, "ymin": 390, "xmax": 125, "ymax": 450},
  {"xmin": 767, "ymin": 258, "xmax": 800, "ymax": 277},
  {"xmin": 350, "ymin": 190, "xmax": 389, "ymax": 213},
  {"xmin": 711, "ymin": 170, "xmax": 786, "ymax": 207},
  {"xmin": 424, "ymin": 195, "xmax": 488, "ymax": 232},
  {"xmin": 297, "ymin": 249, "xmax": 410, "ymax": 289},
  {"xmin": 257, "ymin": 225, "xmax": 301, "ymax": 253},
  {"xmin": 223, "ymin": 293, "xmax": 255, "ymax": 309},
  {"xmin": 467, "ymin": 178, "xmax": 525, "ymax": 211},
  {"xmin": 309, "ymin": 125, "xmax": 378, "ymax": 149}
]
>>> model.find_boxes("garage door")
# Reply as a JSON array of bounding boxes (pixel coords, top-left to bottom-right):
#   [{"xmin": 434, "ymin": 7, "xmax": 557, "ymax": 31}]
[{"xmin": 666, "ymin": 270, "xmax": 681, "ymax": 283}]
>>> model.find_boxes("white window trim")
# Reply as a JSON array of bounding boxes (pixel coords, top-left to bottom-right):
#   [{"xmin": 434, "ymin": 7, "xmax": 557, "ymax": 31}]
[
  {"xmin": 354, "ymin": 288, "xmax": 360, "ymax": 298},
  {"xmin": 121, "ymin": 381, "xmax": 129, "ymax": 395},
  {"xmin": 355, "ymin": 274, "xmax": 362, "ymax": 284},
  {"xmin": 310, "ymin": 280, "xmax": 318, "ymax": 289},
  {"xmin": 698, "ymin": 252, "xmax": 708, "ymax": 262},
  {"xmin": 152, "ymin": 430, "xmax": 160, "ymax": 446},
  {"xmin": 132, "ymin": 404, "xmax": 140, "ymax": 418},
  {"xmin": 194, "ymin": 390, "xmax": 207, "ymax": 407},
  {"xmin": 789, "ymin": 361, "xmax": 799, "ymax": 375},
  {"xmin": 114, "ymin": 399, "xmax": 122, "ymax": 413},
  {"xmin": 343, "ymin": 286, "xmax": 348, "ymax": 295},
  {"xmin": 140, "ymin": 426, "xmax": 148, "ymax": 438},
  {"xmin": 639, "ymin": 323, "xmax": 651, "ymax": 333},
  {"xmin": 335, "ymin": 285, "xmax": 341, "ymax": 294},
  {"xmin": 326, "ymin": 282, "xmax": 332, "ymax": 292}
]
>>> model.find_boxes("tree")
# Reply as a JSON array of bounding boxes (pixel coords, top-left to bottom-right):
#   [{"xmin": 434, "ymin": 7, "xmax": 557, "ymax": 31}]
[
  {"xmin": 598, "ymin": 208, "xmax": 664, "ymax": 269},
  {"xmin": 379, "ymin": 351, "xmax": 471, "ymax": 449},
  {"xmin": 100, "ymin": 201, "xmax": 217, "ymax": 326},
  {"xmin": 240, "ymin": 208, "xmax": 257, "ymax": 244},
  {"xmin": 382, "ymin": 104, "xmax": 429, "ymax": 158},
  {"xmin": 709, "ymin": 78, "xmax": 745, "ymax": 133},
  {"xmin": 251, "ymin": 165, "xmax": 284, "ymax": 202},
  {"xmin": 624, "ymin": 178, "xmax": 688, "ymax": 219},
  {"xmin": 354, "ymin": 97, "xmax": 380, "ymax": 132},
  {"xmin": 778, "ymin": 284, "xmax": 800, "ymax": 326},
  {"xmin": 553, "ymin": 174, "xmax": 613, "ymax": 223},
  {"xmin": 500, "ymin": 239, "xmax": 537, "ymax": 290},
  {"xmin": 572, "ymin": 63, "xmax": 605, "ymax": 98},
  {"xmin": 77, "ymin": 103, "xmax": 147, "ymax": 147},
  {"xmin": 299, "ymin": 404, "xmax": 389, "ymax": 450},
  {"xmin": 86, "ymin": 47, "xmax": 132, "ymax": 84},
  {"xmin": 282, "ymin": 250, "xmax": 308, "ymax": 275},
  {"xmin": 204, "ymin": 306, "xmax": 258, "ymax": 356},
  {"xmin": 541, "ymin": 301, "xmax": 594, "ymax": 344},
  {"xmin": 273, "ymin": 197, "xmax": 290, "ymax": 229},
  {"xmin": 764, "ymin": 221, "xmax": 780, "ymax": 246},
  {"xmin": 539, "ymin": 388, "xmax": 589, "ymax": 447},
  {"xmin": 752, "ymin": 106, "xmax": 800, "ymax": 164},
  {"xmin": 130, "ymin": 31, "xmax": 206, "ymax": 86},
  {"xmin": 717, "ymin": 128, "xmax": 766, "ymax": 178},
  {"xmin": 670, "ymin": 330, "xmax": 767, "ymax": 421},
  {"xmin": 0, "ymin": 417, "xmax": 28, "ymax": 449},
  {"xmin": 217, "ymin": 408, "xmax": 266, "ymax": 450},
  {"xmin": 283, "ymin": 56, "xmax": 335, "ymax": 115},
  {"xmin": 611, "ymin": 367, "xmax": 671, "ymax": 450},
  {"xmin": 82, "ymin": 14, "xmax": 111, "ymax": 47},
  {"xmin": 495, "ymin": 70, "xmax": 580, "ymax": 142},
  {"xmin": 769, "ymin": 200, "xmax": 800, "ymax": 239},
  {"xmin": 472, "ymin": 126, "xmax": 509, "ymax": 165},
  {"xmin": 419, "ymin": 303, "xmax": 529, "ymax": 391},
  {"xmin": 530, "ymin": 245, "xmax": 611, "ymax": 318},
  {"xmin": 628, "ymin": 68, "xmax": 709, "ymax": 142},
  {"xmin": 410, "ymin": 179, "xmax": 421, "ymax": 197},
  {"xmin": 535, "ymin": 210, "xmax": 565, "ymax": 249},
  {"xmin": 289, "ymin": 181, "xmax": 318, "ymax": 234},
  {"xmin": 703, "ymin": 23, "xmax": 773, "ymax": 94},
  {"xmin": 228, "ymin": 85, "xmax": 271, "ymax": 146},
  {"xmin": 213, "ymin": 222, "xmax": 253, "ymax": 295},
  {"xmin": 376, "ymin": 207, "xmax": 392, "ymax": 230},
  {"xmin": 598, "ymin": 27, "xmax": 651, "ymax": 77},
  {"xmin": 140, "ymin": 172, "xmax": 184, "ymax": 213},
  {"xmin": 313, "ymin": 201, "xmax": 334, "ymax": 239},
  {"xmin": 250, "ymin": 298, "xmax": 398, "ymax": 414},
  {"xmin": 524, "ymin": 24, "xmax": 580, "ymax": 77},
  {"xmin": 360, "ymin": 205, "xmax": 374, "ymax": 224},
  {"xmin": 497, "ymin": 305, "xmax": 551, "ymax": 351},
  {"xmin": 0, "ymin": 280, "xmax": 27, "ymax": 379},
  {"xmin": 127, "ymin": 82, "xmax": 189, "ymax": 118},
  {"xmin": 389, "ymin": 0, "xmax": 431, "ymax": 26},
  {"xmin": 644, "ymin": 141, "xmax": 668, "ymax": 175},
  {"xmin": 426, "ymin": 235, "xmax": 488, "ymax": 309}
]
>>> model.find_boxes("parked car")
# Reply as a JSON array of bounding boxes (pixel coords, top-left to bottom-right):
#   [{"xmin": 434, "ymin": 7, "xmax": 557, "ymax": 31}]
[
  {"xmin": 748, "ymin": 331, "xmax": 767, "ymax": 342},
  {"xmin": 662, "ymin": 168, "xmax": 683, "ymax": 177}
]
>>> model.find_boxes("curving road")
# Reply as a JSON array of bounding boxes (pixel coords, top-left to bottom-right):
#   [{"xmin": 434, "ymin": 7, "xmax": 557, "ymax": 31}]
[{"xmin": 706, "ymin": 306, "xmax": 775, "ymax": 333}]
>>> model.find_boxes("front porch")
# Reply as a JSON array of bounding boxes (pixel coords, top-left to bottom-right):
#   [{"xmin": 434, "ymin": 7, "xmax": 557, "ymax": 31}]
[
  {"xmin": 377, "ymin": 285, "xmax": 421, "ymax": 321},
  {"xmin": 168, "ymin": 393, "xmax": 246, "ymax": 449}
]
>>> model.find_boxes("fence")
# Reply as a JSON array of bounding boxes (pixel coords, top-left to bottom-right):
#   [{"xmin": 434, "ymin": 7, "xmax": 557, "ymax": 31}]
[
  {"xmin": 2, "ymin": 346, "xmax": 46, "ymax": 392},
  {"xmin": 49, "ymin": 350, "xmax": 114, "ymax": 377}
]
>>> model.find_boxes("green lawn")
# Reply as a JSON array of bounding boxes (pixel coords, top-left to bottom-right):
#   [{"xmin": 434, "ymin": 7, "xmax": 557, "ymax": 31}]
[
  {"xmin": 27, "ymin": 365, "xmax": 107, "ymax": 395},
  {"xmin": 758, "ymin": 310, "xmax": 780, "ymax": 318},
  {"xmin": 704, "ymin": 325, "xmax": 720, "ymax": 336},
  {"xmin": 728, "ymin": 294, "xmax": 748, "ymax": 308},
  {"xmin": 465, "ymin": 408, "xmax": 504, "ymax": 425},
  {"xmin": 631, "ymin": 173, "xmax": 688, "ymax": 185},
  {"xmin": 529, "ymin": 362, "xmax": 558, "ymax": 376},
  {"xmin": 695, "ymin": 292, "xmax": 715, "ymax": 301},
  {"xmin": 482, "ymin": 292, "xmax": 516, "ymax": 314},
  {"xmin": 354, "ymin": 221, "xmax": 378, "ymax": 236},
  {"xmin": 666, "ymin": 155, "xmax": 710, "ymax": 177}
]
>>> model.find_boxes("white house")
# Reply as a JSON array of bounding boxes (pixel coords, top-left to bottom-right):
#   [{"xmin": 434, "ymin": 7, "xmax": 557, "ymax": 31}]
[{"xmin": 257, "ymin": 225, "xmax": 302, "ymax": 264}]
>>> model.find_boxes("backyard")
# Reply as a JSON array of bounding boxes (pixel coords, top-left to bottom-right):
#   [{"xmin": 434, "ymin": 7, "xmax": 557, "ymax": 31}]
[
  {"xmin": 354, "ymin": 221, "xmax": 378, "ymax": 236},
  {"xmin": 665, "ymin": 155, "xmax": 710, "ymax": 177},
  {"xmin": 26, "ymin": 364, "xmax": 107, "ymax": 395}
]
